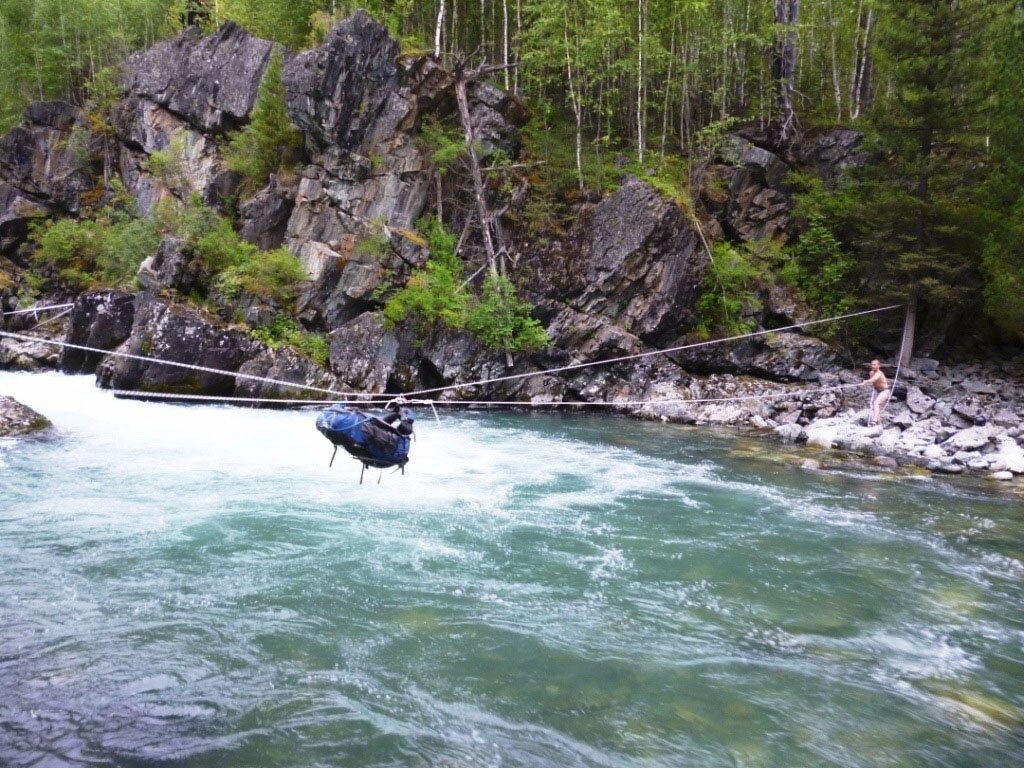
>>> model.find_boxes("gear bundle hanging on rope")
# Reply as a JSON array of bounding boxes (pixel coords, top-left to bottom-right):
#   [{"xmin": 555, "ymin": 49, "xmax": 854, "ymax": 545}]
[{"xmin": 316, "ymin": 403, "xmax": 416, "ymax": 484}]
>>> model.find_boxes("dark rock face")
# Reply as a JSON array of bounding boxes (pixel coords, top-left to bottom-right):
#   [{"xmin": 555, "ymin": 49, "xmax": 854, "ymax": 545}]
[
  {"xmin": 136, "ymin": 237, "xmax": 205, "ymax": 295},
  {"xmin": 123, "ymin": 22, "xmax": 274, "ymax": 133},
  {"xmin": 98, "ymin": 298, "xmax": 260, "ymax": 394},
  {"xmin": 794, "ymin": 129, "xmax": 869, "ymax": 186},
  {"xmin": 60, "ymin": 291, "xmax": 137, "ymax": 374},
  {"xmin": 235, "ymin": 347, "xmax": 341, "ymax": 401},
  {"xmin": 0, "ymin": 396, "xmax": 51, "ymax": 436},
  {"xmin": 329, "ymin": 312, "xmax": 400, "ymax": 392},
  {"xmin": 283, "ymin": 11, "xmax": 401, "ymax": 154},
  {"xmin": 0, "ymin": 181, "xmax": 52, "ymax": 257},
  {"xmin": 468, "ymin": 81, "xmax": 529, "ymax": 156},
  {"xmin": 541, "ymin": 178, "xmax": 708, "ymax": 346},
  {"xmin": 710, "ymin": 136, "xmax": 792, "ymax": 243},
  {"xmin": 239, "ymin": 177, "xmax": 296, "ymax": 250},
  {"xmin": 0, "ymin": 101, "xmax": 94, "ymax": 222}
]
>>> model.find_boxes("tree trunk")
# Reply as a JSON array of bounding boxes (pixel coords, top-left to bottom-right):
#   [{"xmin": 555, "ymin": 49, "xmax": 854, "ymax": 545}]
[
  {"xmin": 899, "ymin": 297, "xmax": 916, "ymax": 370},
  {"xmin": 772, "ymin": 0, "xmax": 799, "ymax": 144},
  {"xmin": 434, "ymin": 0, "xmax": 445, "ymax": 57}
]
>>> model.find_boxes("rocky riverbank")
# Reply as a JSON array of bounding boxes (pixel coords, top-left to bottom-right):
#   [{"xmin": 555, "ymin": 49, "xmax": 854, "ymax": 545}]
[{"xmin": 1, "ymin": 14, "xmax": 1021, "ymax": 484}]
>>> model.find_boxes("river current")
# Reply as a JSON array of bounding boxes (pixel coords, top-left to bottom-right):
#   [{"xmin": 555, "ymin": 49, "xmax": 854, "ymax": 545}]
[{"xmin": 1, "ymin": 371, "xmax": 1022, "ymax": 767}]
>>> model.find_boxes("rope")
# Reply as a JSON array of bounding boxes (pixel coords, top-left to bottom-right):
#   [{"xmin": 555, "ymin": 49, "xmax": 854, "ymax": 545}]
[
  {"xmin": 25, "ymin": 308, "xmax": 73, "ymax": 332},
  {"xmin": 399, "ymin": 304, "xmax": 904, "ymax": 397},
  {"xmin": 0, "ymin": 329, "xmax": 366, "ymax": 399},
  {"xmin": 3, "ymin": 303, "xmax": 901, "ymax": 407},
  {"xmin": 1, "ymin": 302, "xmax": 76, "ymax": 316},
  {"xmin": 111, "ymin": 381, "xmax": 864, "ymax": 409}
]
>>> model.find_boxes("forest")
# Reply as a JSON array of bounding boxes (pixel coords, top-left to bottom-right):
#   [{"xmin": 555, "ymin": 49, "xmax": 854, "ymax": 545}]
[{"xmin": 1, "ymin": 0, "xmax": 1023, "ymax": 352}]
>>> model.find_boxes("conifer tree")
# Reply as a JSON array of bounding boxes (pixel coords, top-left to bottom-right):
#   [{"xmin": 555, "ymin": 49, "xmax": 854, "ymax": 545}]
[
  {"xmin": 225, "ymin": 47, "xmax": 302, "ymax": 194},
  {"xmin": 846, "ymin": 0, "xmax": 991, "ymax": 359}
]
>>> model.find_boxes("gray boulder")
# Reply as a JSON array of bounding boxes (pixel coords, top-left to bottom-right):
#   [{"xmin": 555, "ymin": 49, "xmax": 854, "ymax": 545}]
[
  {"xmin": 329, "ymin": 311, "xmax": 400, "ymax": 392},
  {"xmin": 793, "ymin": 129, "xmax": 868, "ymax": 185},
  {"xmin": 942, "ymin": 426, "xmax": 993, "ymax": 453},
  {"xmin": 137, "ymin": 237, "xmax": 205, "ymax": 295},
  {"xmin": 0, "ymin": 396, "xmax": 51, "ymax": 436},
  {"xmin": 0, "ymin": 101, "xmax": 93, "ymax": 218},
  {"xmin": 539, "ymin": 178, "xmax": 707, "ymax": 346},
  {"xmin": 235, "ymin": 347, "xmax": 341, "ymax": 401},
  {"xmin": 60, "ymin": 291, "xmax": 137, "ymax": 374},
  {"xmin": 98, "ymin": 298, "xmax": 260, "ymax": 394}
]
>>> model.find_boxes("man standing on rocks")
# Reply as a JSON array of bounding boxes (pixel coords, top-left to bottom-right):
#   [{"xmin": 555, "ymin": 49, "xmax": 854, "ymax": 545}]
[{"xmin": 864, "ymin": 359, "xmax": 889, "ymax": 426}]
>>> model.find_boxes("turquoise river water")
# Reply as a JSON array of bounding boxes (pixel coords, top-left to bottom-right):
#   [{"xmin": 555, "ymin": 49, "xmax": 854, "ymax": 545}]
[{"xmin": 1, "ymin": 371, "xmax": 1022, "ymax": 767}]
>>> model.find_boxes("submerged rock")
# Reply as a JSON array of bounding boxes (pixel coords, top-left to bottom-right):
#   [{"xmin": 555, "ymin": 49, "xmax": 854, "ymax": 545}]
[{"xmin": 0, "ymin": 396, "xmax": 51, "ymax": 436}]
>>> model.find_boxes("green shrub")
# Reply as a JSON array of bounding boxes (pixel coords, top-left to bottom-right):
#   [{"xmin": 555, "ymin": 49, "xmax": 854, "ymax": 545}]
[
  {"xmin": 466, "ymin": 273, "xmax": 549, "ymax": 352},
  {"xmin": 695, "ymin": 242, "xmax": 760, "ymax": 337},
  {"xmin": 224, "ymin": 247, "xmax": 308, "ymax": 305},
  {"xmin": 144, "ymin": 134, "xmax": 188, "ymax": 189},
  {"xmin": 29, "ymin": 210, "xmax": 159, "ymax": 289},
  {"xmin": 383, "ymin": 216, "xmax": 547, "ymax": 352},
  {"xmin": 250, "ymin": 316, "xmax": 329, "ymax": 366}
]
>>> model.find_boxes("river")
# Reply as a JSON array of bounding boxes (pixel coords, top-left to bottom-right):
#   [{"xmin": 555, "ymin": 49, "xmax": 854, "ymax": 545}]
[{"xmin": 1, "ymin": 370, "xmax": 1022, "ymax": 767}]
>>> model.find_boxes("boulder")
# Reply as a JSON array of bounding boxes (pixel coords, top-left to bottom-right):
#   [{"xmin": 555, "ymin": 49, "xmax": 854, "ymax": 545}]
[
  {"xmin": 283, "ymin": 11, "xmax": 402, "ymax": 154},
  {"xmin": 136, "ymin": 237, "xmax": 206, "ymax": 295},
  {"xmin": 235, "ymin": 347, "xmax": 341, "ymax": 401},
  {"xmin": 988, "ymin": 436, "xmax": 1024, "ymax": 474},
  {"xmin": 0, "ymin": 181, "xmax": 52, "ymax": 256},
  {"xmin": 548, "ymin": 178, "xmax": 707, "ymax": 345},
  {"xmin": 329, "ymin": 311, "xmax": 399, "ymax": 392},
  {"xmin": 98, "ymin": 298, "xmax": 260, "ymax": 394},
  {"xmin": 60, "ymin": 291, "xmax": 137, "ymax": 374},
  {"xmin": 0, "ymin": 102, "xmax": 94, "ymax": 216},
  {"xmin": 239, "ymin": 176, "xmax": 296, "ymax": 250},
  {"xmin": 942, "ymin": 426, "xmax": 993, "ymax": 453},
  {"xmin": 0, "ymin": 396, "xmax": 51, "ymax": 436},
  {"xmin": 906, "ymin": 385, "xmax": 936, "ymax": 415},
  {"xmin": 792, "ymin": 129, "xmax": 868, "ymax": 185}
]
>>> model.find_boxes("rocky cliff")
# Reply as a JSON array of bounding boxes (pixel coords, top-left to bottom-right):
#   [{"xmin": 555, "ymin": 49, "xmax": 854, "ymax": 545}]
[{"xmin": 1, "ymin": 14, "xmax": 1021, "ymax": 481}]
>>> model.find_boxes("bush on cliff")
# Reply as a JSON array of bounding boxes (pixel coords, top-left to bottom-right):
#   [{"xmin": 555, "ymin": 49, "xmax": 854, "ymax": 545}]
[
  {"xmin": 29, "ymin": 206, "xmax": 159, "ymax": 292},
  {"xmin": 382, "ymin": 217, "xmax": 547, "ymax": 353}
]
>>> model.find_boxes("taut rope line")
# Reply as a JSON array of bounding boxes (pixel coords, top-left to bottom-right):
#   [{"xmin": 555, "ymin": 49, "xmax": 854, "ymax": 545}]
[
  {"xmin": 1, "ymin": 302, "xmax": 76, "ymax": 316},
  {"xmin": 399, "ymin": 304, "xmax": 904, "ymax": 397},
  {"xmin": 2, "ymin": 303, "xmax": 902, "ymax": 404},
  {"xmin": 110, "ymin": 381, "xmax": 865, "ymax": 408},
  {"xmin": 0, "ymin": 329, "xmax": 368, "ymax": 400}
]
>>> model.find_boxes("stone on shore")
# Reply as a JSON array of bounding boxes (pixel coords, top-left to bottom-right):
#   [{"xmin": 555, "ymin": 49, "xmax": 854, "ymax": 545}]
[{"xmin": 0, "ymin": 396, "xmax": 51, "ymax": 436}]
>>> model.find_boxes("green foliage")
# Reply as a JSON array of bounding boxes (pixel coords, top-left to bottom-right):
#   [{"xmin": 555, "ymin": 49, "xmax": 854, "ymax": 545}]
[
  {"xmin": 785, "ymin": 214, "xmax": 856, "ymax": 319},
  {"xmin": 695, "ymin": 242, "xmax": 760, "ymax": 338},
  {"xmin": 224, "ymin": 47, "xmax": 302, "ymax": 194},
  {"xmin": 29, "ymin": 204, "xmax": 159, "ymax": 290},
  {"xmin": 155, "ymin": 195, "xmax": 308, "ymax": 306},
  {"xmin": 383, "ymin": 218, "xmax": 468, "ymax": 331},
  {"xmin": 215, "ymin": 0, "xmax": 314, "ymax": 48},
  {"xmin": 466, "ymin": 274, "xmax": 549, "ymax": 353},
  {"xmin": 384, "ymin": 217, "xmax": 548, "ymax": 352},
  {"xmin": 250, "ymin": 316, "xmax": 329, "ymax": 366},
  {"xmin": 144, "ymin": 134, "xmax": 189, "ymax": 189},
  {"xmin": 219, "ymin": 247, "xmax": 308, "ymax": 305},
  {"xmin": 418, "ymin": 117, "xmax": 465, "ymax": 174},
  {"xmin": 0, "ymin": 0, "xmax": 171, "ymax": 132}
]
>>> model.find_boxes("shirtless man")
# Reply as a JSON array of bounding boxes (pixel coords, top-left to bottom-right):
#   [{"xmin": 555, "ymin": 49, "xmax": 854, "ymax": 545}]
[{"xmin": 863, "ymin": 359, "xmax": 889, "ymax": 426}]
